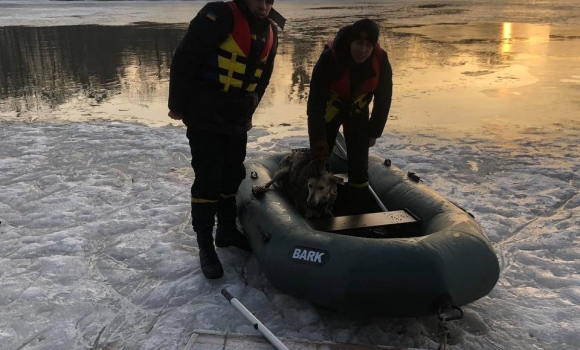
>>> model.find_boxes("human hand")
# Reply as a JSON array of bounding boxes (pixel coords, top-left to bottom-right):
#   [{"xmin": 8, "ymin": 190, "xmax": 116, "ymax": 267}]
[
  {"xmin": 310, "ymin": 140, "xmax": 330, "ymax": 160},
  {"xmin": 369, "ymin": 138, "xmax": 377, "ymax": 147},
  {"xmin": 168, "ymin": 111, "xmax": 183, "ymax": 120}
]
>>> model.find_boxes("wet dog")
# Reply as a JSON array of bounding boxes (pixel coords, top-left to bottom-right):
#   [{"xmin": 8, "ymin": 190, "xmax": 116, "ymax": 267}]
[{"xmin": 253, "ymin": 150, "xmax": 343, "ymax": 219}]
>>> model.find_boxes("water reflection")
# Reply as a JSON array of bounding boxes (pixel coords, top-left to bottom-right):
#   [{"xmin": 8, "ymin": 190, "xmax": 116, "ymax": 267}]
[
  {"xmin": 0, "ymin": 24, "xmax": 183, "ymax": 120},
  {"xmin": 502, "ymin": 22, "xmax": 512, "ymax": 54},
  {"xmin": 0, "ymin": 21, "xmax": 577, "ymax": 129}
]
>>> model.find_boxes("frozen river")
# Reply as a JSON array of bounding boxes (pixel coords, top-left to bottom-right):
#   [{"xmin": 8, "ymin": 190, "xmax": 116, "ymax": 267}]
[{"xmin": 0, "ymin": 1, "xmax": 579, "ymax": 349}]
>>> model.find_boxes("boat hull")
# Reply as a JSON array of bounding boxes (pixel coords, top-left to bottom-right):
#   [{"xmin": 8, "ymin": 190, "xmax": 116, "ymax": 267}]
[{"xmin": 237, "ymin": 151, "xmax": 500, "ymax": 317}]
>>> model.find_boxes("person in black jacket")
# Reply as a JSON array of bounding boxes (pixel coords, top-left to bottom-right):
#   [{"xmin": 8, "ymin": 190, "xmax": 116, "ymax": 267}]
[
  {"xmin": 307, "ymin": 18, "xmax": 393, "ymax": 208},
  {"xmin": 168, "ymin": 0, "xmax": 280, "ymax": 279}
]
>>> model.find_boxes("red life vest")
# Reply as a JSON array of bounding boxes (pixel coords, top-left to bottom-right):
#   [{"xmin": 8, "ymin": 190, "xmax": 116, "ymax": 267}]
[
  {"xmin": 325, "ymin": 40, "xmax": 382, "ymax": 122},
  {"xmin": 201, "ymin": 1, "xmax": 274, "ymax": 93}
]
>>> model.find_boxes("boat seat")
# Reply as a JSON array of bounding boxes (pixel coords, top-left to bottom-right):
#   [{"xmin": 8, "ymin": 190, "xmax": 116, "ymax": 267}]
[{"xmin": 308, "ymin": 209, "xmax": 419, "ymax": 233}]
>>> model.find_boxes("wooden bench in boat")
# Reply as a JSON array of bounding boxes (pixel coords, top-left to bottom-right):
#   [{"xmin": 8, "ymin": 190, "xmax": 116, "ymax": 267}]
[
  {"xmin": 307, "ymin": 173, "xmax": 421, "ymax": 235},
  {"xmin": 308, "ymin": 209, "xmax": 419, "ymax": 233}
]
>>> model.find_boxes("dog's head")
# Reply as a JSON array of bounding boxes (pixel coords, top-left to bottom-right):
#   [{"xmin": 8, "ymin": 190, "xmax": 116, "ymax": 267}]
[{"xmin": 306, "ymin": 159, "xmax": 344, "ymax": 208}]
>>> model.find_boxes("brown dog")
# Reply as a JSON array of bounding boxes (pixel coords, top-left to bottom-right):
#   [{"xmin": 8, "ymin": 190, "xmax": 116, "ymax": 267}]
[{"xmin": 253, "ymin": 150, "xmax": 343, "ymax": 218}]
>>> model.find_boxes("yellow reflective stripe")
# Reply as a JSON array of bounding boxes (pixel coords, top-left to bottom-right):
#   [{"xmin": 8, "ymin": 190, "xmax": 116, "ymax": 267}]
[
  {"xmin": 212, "ymin": 31, "xmax": 270, "ymax": 93},
  {"xmin": 223, "ymin": 52, "xmax": 238, "ymax": 92},
  {"xmin": 325, "ymin": 99, "xmax": 340, "ymax": 122},
  {"xmin": 325, "ymin": 91, "xmax": 373, "ymax": 122},
  {"xmin": 353, "ymin": 93, "xmax": 372, "ymax": 112},
  {"xmin": 217, "ymin": 33, "xmax": 247, "ymax": 92},
  {"xmin": 214, "ymin": 32, "xmax": 269, "ymax": 93},
  {"xmin": 191, "ymin": 197, "xmax": 219, "ymax": 203},
  {"xmin": 348, "ymin": 182, "xmax": 369, "ymax": 188},
  {"xmin": 220, "ymin": 193, "xmax": 237, "ymax": 199},
  {"xmin": 219, "ymin": 75, "xmax": 243, "ymax": 89},
  {"xmin": 217, "ymin": 56, "xmax": 245, "ymax": 74},
  {"xmin": 220, "ymin": 34, "xmax": 245, "ymax": 56}
]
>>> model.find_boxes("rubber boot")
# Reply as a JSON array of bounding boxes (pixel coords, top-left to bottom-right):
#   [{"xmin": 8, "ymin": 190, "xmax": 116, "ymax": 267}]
[
  {"xmin": 345, "ymin": 186, "xmax": 370, "ymax": 215},
  {"xmin": 215, "ymin": 197, "xmax": 252, "ymax": 252},
  {"xmin": 195, "ymin": 225, "xmax": 223, "ymax": 279}
]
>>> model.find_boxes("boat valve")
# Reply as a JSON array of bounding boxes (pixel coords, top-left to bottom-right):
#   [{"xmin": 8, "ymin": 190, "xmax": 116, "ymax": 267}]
[{"xmin": 407, "ymin": 171, "xmax": 421, "ymax": 183}]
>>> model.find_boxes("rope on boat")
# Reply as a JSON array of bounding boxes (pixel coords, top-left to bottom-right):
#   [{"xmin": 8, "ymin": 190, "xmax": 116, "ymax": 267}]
[
  {"xmin": 435, "ymin": 296, "xmax": 464, "ymax": 350},
  {"xmin": 437, "ymin": 320, "xmax": 450, "ymax": 350}
]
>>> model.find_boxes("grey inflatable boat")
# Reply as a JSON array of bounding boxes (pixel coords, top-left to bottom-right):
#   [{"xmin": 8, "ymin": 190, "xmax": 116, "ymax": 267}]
[{"xmin": 237, "ymin": 139, "xmax": 499, "ymax": 317}]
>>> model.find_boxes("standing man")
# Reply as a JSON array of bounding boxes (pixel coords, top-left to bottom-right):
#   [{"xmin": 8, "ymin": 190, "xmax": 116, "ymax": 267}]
[
  {"xmin": 168, "ymin": 0, "xmax": 281, "ymax": 279},
  {"xmin": 307, "ymin": 18, "xmax": 393, "ymax": 207}
]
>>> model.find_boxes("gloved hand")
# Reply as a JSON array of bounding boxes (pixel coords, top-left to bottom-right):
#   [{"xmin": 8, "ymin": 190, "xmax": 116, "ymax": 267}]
[
  {"xmin": 310, "ymin": 140, "xmax": 329, "ymax": 161},
  {"xmin": 168, "ymin": 110, "xmax": 183, "ymax": 120}
]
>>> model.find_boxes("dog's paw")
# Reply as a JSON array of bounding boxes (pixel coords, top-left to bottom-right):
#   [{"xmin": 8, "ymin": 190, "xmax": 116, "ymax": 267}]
[{"xmin": 252, "ymin": 185, "xmax": 269, "ymax": 198}]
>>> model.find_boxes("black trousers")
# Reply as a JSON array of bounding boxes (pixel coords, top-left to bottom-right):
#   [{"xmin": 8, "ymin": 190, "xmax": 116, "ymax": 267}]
[
  {"xmin": 326, "ymin": 116, "xmax": 370, "ymax": 187},
  {"xmin": 187, "ymin": 128, "xmax": 247, "ymax": 230}
]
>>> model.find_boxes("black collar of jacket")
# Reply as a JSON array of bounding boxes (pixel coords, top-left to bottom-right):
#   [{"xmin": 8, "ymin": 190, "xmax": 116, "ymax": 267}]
[{"xmin": 346, "ymin": 54, "xmax": 376, "ymax": 81}]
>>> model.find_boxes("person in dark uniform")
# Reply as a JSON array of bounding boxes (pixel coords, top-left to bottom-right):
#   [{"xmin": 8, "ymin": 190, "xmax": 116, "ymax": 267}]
[
  {"xmin": 168, "ymin": 0, "xmax": 281, "ymax": 279},
  {"xmin": 307, "ymin": 18, "xmax": 393, "ymax": 209}
]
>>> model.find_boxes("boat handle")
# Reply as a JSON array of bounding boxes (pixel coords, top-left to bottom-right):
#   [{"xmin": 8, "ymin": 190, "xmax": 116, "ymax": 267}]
[{"xmin": 438, "ymin": 304, "xmax": 464, "ymax": 322}]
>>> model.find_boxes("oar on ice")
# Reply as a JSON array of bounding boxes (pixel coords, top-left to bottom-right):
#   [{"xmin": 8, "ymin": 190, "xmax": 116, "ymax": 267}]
[{"xmin": 221, "ymin": 288, "xmax": 290, "ymax": 350}]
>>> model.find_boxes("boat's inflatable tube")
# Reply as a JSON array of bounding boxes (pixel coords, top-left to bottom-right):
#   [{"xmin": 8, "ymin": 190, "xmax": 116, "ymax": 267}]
[{"xmin": 237, "ymin": 148, "xmax": 500, "ymax": 317}]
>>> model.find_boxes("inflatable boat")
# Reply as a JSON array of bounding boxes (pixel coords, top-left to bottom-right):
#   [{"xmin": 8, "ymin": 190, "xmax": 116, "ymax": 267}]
[{"xmin": 236, "ymin": 138, "xmax": 500, "ymax": 317}]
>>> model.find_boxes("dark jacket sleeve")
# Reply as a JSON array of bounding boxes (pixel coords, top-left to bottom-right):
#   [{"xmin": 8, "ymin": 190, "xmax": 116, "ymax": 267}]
[
  {"xmin": 168, "ymin": 3, "xmax": 232, "ymax": 113},
  {"xmin": 368, "ymin": 49, "xmax": 393, "ymax": 138},
  {"xmin": 255, "ymin": 24, "xmax": 278, "ymax": 102},
  {"xmin": 307, "ymin": 49, "xmax": 334, "ymax": 150}
]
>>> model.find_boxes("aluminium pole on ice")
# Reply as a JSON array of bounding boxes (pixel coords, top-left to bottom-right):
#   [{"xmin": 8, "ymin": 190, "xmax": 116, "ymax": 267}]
[{"xmin": 221, "ymin": 288, "xmax": 290, "ymax": 350}]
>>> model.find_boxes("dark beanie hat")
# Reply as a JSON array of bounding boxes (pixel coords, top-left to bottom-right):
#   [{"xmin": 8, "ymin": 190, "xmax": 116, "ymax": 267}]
[{"xmin": 349, "ymin": 19, "xmax": 379, "ymax": 45}]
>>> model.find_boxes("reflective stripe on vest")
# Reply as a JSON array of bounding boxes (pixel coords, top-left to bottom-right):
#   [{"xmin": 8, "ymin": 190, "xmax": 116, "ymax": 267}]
[
  {"xmin": 201, "ymin": 1, "xmax": 274, "ymax": 93},
  {"xmin": 325, "ymin": 40, "xmax": 381, "ymax": 122}
]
